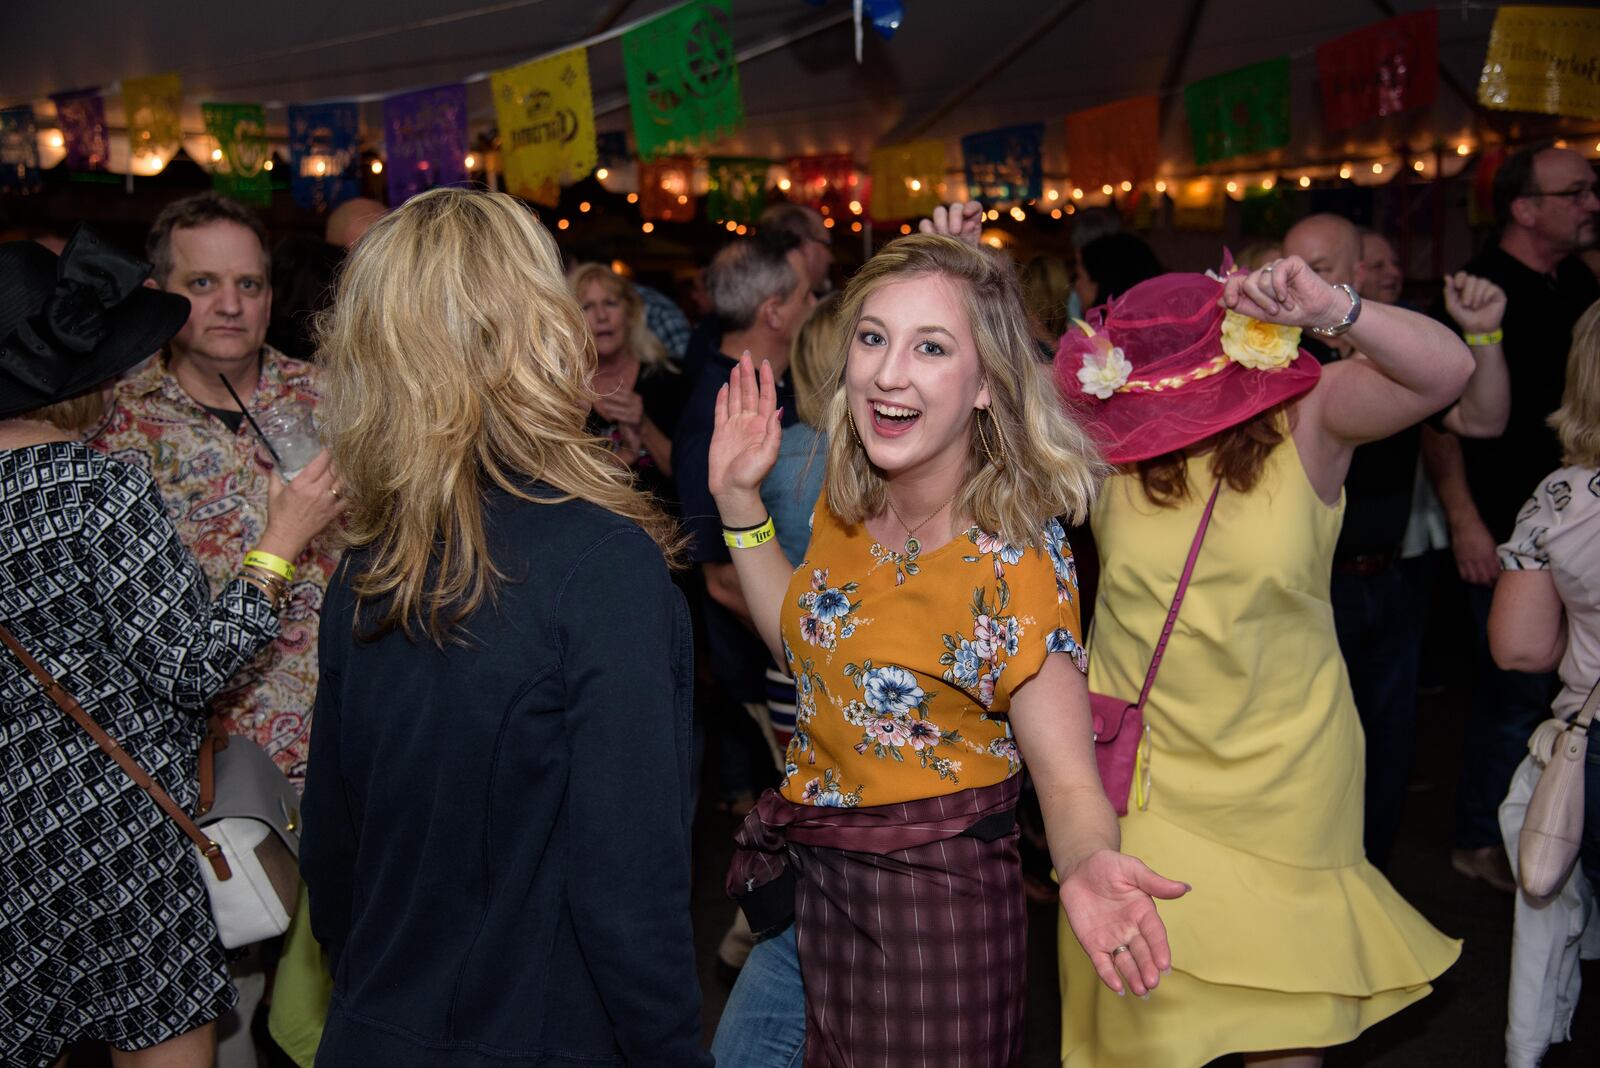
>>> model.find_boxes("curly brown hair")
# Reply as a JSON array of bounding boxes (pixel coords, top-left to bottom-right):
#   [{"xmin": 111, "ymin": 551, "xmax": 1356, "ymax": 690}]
[{"xmin": 1134, "ymin": 405, "xmax": 1286, "ymax": 506}]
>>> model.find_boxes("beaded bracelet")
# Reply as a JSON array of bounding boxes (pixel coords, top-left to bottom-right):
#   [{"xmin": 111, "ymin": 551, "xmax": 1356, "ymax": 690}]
[
  {"xmin": 723, "ymin": 517, "xmax": 776, "ymax": 549},
  {"xmin": 243, "ymin": 550, "xmax": 296, "ymax": 581},
  {"xmin": 1464, "ymin": 329, "xmax": 1504, "ymax": 347}
]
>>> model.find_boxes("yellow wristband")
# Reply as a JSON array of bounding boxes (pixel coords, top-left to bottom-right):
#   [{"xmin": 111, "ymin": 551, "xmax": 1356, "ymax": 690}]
[
  {"xmin": 1464, "ymin": 329, "xmax": 1503, "ymax": 346},
  {"xmin": 243, "ymin": 550, "xmax": 296, "ymax": 581},
  {"xmin": 723, "ymin": 518, "xmax": 776, "ymax": 550}
]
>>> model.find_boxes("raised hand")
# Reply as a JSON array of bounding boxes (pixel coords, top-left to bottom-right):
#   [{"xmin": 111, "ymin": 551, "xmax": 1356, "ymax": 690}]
[
  {"xmin": 917, "ymin": 201, "xmax": 984, "ymax": 247},
  {"xmin": 1220, "ymin": 255, "xmax": 1345, "ymax": 332},
  {"xmin": 1059, "ymin": 849, "xmax": 1189, "ymax": 997},
  {"xmin": 1443, "ymin": 272, "xmax": 1507, "ymax": 337},
  {"xmin": 708, "ymin": 352, "xmax": 783, "ymax": 510}
]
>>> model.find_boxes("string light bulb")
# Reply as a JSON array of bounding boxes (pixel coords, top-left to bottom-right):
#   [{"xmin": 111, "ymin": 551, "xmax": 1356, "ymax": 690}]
[
  {"xmin": 47, "ymin": 130, "xmax": 64, "ymax": 149},
  {"xmin": 210, "ymin": 148, "xmax": 223, "ymax": 163},
  {"xmin": 1101, "ymin": 183, "xmax": 1114, "ymax": 195},
  {"xmin": 464, "ymin": 153, "xmax": 477, "ymax": 170},
  {"xmin": 263, "ymin": 159, "xmax": 273, "ymax": 171},
  {"xmin": 596, "ymin": 167, "xmax": 609, "ymax": 179},
  {"xmin": 641, "ymin": 221, "xmax": 654, "ymax": 233},
  {"xmin": 371, "ymin": 159, "xmax": 384, "ymax": 175},
  {"xmin": 823, "ymin": 217, "xmax": 835, "ymax": 229},
  {"xmin": 1154, "ymin": 180, "xmax": 1167, "ymax": 194},
  {"xmin": 313, "ymin": 159, "xmax": 327, "ymax": 176},
  {"xmin": 850, "ymin": 221, "xmax": 861, "ymax": 232},
  {"xmin": 1009, "ymin": 205, "xmax": 1026, "ymax": 221},
  {"xmin": 900, "ymin": 223, "xmax": 912, "ymax": 234},
  {"xmin": 1046, "ymin": 188, "xmax": 1059, "ymax": 201},
  {"xmin": 1412, "ymin": 159, "xmax": 1425, "ymax": 172},
  {"xmin": 557, "ymin": 218, "xmax": 569, "ymax": 230},
  {"xmin": 737, "ymin": 224, "xmax": 748, "ymax": 235},
  {"xmin": 579, "ymin": 201, "xmax": 591, "ymax": 213},
  {"xmin": 1456, "ymin": 143, "xmax": 1471, "ymax": 156},
  {"xmin": 908, "ymin": 178, "xmax": 922, "ymax": 192},
  {"xmin": 777, "ymin": 177, "xmax": 792, "ymax": 191},
  {"xmin": 1071, "ymin": 187, "xmax": 1084, "ymax": 200},
  {"xmin": 1225, "ymin": 180, "xmax": 1239, "ymax": 194},
  {"xmin": 1260, "ymin": 177, "xmax": 1274, "ymax": 190},
  {"xmin": 1338, "ymin": 165, "xmax": 1352, "ymax": 179},
  {"xmin": 627, "ymin": 192, "xmax": 638, "ymax": 203},
  {"xmin": 1298, "ymin": 175, "xmax": 1310, "ymax": 188},
  {"xmin": 848, "ymin": 199, "xmax": 862, "ymax": 214},
  {"xmin": 1372, "ymin": 162, "xmax": 1384, "ymax": 174},
  {"xmin": 677, "ymin": 194, "xmax": 688, "ymax": 205},
  {"xmin": 1050, "ymin": 208, "xmax": 1062, "ymax": 219},
  {"xmin": 1120, "ymin": 180, "xmax": 1132, "ymax": 192}
]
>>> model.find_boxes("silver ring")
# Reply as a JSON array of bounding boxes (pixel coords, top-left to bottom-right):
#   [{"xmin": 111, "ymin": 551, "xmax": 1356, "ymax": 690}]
[
  {"xmin": 1110, "ymin": 944, "xmax": 1131, "ymax": 959},
  {"xmin": 1261, "ymin": 263, "xmax": 1275, "ymax": 274}
]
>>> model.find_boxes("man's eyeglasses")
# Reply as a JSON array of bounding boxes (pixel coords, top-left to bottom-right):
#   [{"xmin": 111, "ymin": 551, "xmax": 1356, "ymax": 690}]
[{"xmin": 1524, "ymin": 182, "xmax": 1600, "ymax": 203}]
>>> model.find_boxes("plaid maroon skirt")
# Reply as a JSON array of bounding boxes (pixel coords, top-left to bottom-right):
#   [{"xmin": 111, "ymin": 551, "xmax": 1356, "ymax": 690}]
[{"xmin": 728, "ymin": 778, "xmax": 1027, "ymax": 1068}]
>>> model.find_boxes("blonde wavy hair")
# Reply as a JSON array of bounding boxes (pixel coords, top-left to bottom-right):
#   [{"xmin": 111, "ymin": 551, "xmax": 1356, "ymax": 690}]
[
  {"xmin": 821, "ymin": 234, "xmax": 1105, "ymax": 546},
  {"xmin": 317, "ymin": 188, "xmax": 682, "ymax": 644},
  {"xmin": 790, "ymin": 292, "xmax": 845, "ymax": 427},
  {"xmin": 567, "ymin": 263, "xmax": 671, "ymax": 370},
  {"xmin": 1550, "ymin": 298, "xmax": 1600, "ymax": 468}
]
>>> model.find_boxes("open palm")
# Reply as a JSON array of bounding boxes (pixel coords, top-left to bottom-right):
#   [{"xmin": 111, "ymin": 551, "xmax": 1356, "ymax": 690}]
[
  {"xmin": 1059, "ymin": 849, "xmax": 1188, "ymax": 997},
  {"xmin": 709, "ymin": 352, "xmax": 783, "ymax": 500}
]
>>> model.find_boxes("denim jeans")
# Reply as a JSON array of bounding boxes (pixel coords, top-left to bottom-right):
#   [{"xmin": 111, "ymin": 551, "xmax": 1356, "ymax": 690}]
[
  {"xmin": 710, "ymin": 924, "xmax": 805, "ymax": 1068},
  {"xmin": 1330, "ymin": 558, "xmax": 1428, "ymax": 869},
  {"xmin": 1456, "ymin": 583, "xmax": 1560, "ymax": 850}
]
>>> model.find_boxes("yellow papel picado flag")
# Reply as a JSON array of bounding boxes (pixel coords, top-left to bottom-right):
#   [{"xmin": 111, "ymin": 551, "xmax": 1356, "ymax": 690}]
[{"xmin": 492, "ymin": 48, "xmax": 598, "ymax": 207}]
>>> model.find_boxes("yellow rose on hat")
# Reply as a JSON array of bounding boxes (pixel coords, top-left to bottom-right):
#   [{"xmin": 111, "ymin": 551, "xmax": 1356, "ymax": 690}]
[{"xmin": 1221, "ymin": 309, "xmax": 1301, "ymax": 371}]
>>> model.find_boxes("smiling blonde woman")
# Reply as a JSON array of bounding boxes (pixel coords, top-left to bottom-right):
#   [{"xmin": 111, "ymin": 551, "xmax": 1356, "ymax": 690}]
[
  {"xmin": 299, "ymin": 188, "xmax": 708, "ymax": 1068},
  {"xmin": 708, "ymin": 231, "xmax": 1188, "ymax": 1067}
]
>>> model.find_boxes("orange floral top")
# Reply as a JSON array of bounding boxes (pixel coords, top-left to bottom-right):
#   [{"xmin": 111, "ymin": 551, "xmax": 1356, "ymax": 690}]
[{"xmin": 777, "ymin": 498, "xmax": 1088, "ymax": 808}]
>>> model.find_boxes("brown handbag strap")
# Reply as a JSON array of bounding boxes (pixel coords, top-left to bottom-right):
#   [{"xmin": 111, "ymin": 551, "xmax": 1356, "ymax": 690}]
[{"xmin": 0, "ymin": 621, "xmax": 232, "ymax": 880}]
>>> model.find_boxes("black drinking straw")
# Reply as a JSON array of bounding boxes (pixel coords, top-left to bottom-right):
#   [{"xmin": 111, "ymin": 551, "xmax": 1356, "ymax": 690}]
[{"xmin": 217, "ymin": 373, "xmax": 284, "ymax": 468}]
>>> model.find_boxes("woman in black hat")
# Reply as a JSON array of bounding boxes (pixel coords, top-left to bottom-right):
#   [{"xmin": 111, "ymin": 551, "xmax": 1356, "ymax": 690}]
[{"xmin": 0, "ymin": 228, "xmax": 343, "ymax": 1067}]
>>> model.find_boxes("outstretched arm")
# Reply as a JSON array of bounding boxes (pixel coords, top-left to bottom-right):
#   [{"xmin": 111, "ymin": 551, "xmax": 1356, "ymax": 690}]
[
  {"xmin": 708, "ymin": 354, "xmax": 798, "ymax": 663},
  {"xmin": 1221, "ymin": 256, "xmax": 1473, "ymax": 499},
  {"xmin": 1010, "ymin": 654, "xmax": 1189, "ymax": 998}
]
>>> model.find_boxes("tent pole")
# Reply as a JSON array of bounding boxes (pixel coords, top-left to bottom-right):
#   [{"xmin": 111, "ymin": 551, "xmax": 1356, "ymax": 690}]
[{"xmin": 1157, "ymin": 0, "xmax": 1211, "ymax": 130}]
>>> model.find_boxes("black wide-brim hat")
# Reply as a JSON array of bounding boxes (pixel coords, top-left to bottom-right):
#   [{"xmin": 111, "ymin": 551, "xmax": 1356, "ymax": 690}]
[{"xmin": 0, "ymin": 226, "xmax": 190, "ymax": 419}]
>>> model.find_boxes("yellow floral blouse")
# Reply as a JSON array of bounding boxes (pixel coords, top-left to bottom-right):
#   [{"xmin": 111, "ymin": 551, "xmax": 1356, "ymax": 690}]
[{"xmin": 778, "ymin": 498, "xmax": 1088, "ymax": 808}]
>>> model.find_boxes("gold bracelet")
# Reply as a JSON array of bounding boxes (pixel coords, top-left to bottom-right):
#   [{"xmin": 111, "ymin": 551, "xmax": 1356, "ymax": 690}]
[
  {"xmin": 239, "ymin": 565, "xmax": 289, "ymax": 595},
  {"xmin": 238, "ymin": 573, "xmax": 286, "ymax": 609},
  {"xmin": 243, "ymin": 550, "xmax": 296, "ymax": 581},
  {"xmin": 1464, "ymin": 329, "xmax": 1503, "ymax": 346},
  {"xmin": 723, "ymin": 517, "xmax": 776, "ymax": 549}
]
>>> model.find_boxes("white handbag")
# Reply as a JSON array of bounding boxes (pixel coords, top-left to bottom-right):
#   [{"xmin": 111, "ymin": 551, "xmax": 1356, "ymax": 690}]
[{"xmin": 1, "ymin": 623, "xmax": 300, "ymax": 948}]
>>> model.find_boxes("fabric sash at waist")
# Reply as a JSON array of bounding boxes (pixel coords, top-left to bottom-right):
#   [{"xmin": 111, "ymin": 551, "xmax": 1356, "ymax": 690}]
[{"xmin": 726, "ymin": 776, "xmax": 1021, "ymax": 937}]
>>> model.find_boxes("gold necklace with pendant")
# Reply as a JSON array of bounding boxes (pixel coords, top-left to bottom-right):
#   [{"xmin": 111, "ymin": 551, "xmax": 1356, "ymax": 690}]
[{"xmin": 885, "ymin": 488, "xmax": 960, "ymax": 558}]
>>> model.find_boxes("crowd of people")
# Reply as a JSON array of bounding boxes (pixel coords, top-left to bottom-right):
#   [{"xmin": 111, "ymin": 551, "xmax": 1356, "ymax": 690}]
[{"xmin": 0, "ymin": 136, "xmax": 1597, "ymax": 1068}]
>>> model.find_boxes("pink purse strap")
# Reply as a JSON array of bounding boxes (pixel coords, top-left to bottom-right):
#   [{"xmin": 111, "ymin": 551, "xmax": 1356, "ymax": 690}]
[{"xmin": 1133, "ymin": 481, "xmax": 1221, "ymax": 711}]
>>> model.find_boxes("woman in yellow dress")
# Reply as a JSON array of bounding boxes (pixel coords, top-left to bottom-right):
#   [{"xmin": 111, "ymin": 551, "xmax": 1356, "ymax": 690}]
[{"xmin": 1053, "ymin": 254, "xmax": 1468, "ymax": 1066}]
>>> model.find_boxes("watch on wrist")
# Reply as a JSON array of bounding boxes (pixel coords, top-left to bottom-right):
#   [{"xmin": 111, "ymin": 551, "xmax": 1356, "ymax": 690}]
[{"xmin": 1309, "ymin": 283, "xmax": 1362, "ymax": 339}]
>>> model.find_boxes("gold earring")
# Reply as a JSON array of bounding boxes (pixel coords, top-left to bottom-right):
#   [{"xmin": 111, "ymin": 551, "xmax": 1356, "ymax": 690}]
[
  {"xmin": 977, "ymin": 411, "xmax": 1005, "ymax": 468},
  {"xmin": 847, "ymin": 407, "xmax": 861, "ymax": 444}
]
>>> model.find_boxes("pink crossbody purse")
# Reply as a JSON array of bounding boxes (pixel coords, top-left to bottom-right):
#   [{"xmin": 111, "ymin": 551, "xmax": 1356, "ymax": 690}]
[{"xmin": 1089, "ymin": 482, "xmax": 1220, "ymax": 815}]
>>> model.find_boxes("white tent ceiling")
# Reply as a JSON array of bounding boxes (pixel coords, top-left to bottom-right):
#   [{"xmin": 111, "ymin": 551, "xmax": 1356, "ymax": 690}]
[{"xmin": 0, "ymin": 0, "xmax": 1555, "ymax": 180}]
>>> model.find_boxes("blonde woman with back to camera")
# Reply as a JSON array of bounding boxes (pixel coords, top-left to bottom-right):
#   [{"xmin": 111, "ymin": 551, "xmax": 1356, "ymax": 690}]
[
  {"xmin": 298, "ymin": 189, "xmax": 710, "ymax": 1067},
  {"xmin": 711, "ymin": 232, "xmax": 1188, "ymax": 1066}
]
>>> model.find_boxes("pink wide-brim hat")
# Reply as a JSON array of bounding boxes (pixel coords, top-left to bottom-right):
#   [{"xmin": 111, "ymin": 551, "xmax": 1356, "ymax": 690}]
[{"xmin": 1054, "ymin": 258, "xmax": 1321, "ymax": 465}]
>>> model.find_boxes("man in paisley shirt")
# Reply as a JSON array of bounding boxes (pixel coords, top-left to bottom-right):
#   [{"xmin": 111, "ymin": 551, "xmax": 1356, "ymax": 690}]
[{"xmin": 92, "ymin": 192, "xmax": 341, "ymax": 788}]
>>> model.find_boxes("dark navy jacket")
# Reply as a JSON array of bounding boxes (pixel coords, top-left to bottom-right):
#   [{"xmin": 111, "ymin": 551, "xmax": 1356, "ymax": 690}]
[{"xmin": 301, "ymin": 489, "xmax": 710, "ymax": 1067}]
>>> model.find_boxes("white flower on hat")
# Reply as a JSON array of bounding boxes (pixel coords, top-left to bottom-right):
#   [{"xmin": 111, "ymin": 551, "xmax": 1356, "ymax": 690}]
[{"xmin": 1076, "ymin": 334, "xmax": 1132, "ymax": 400}]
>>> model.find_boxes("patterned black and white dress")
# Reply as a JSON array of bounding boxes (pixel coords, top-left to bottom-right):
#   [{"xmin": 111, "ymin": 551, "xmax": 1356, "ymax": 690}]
[{"xmin": 0, "ymin": 442, "xmax": 279, "ymax": 1065}]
